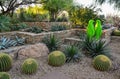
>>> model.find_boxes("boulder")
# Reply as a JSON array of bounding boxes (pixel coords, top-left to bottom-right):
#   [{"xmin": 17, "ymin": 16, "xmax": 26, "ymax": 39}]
[{"xmin": 15, "ymin": 43, "xmax": 49, "ymax": 59}]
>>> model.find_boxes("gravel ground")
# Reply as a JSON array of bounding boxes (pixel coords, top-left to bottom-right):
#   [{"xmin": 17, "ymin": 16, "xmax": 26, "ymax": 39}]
[{"xmin": 8, "ymin": 37, "xmax": 120, "ymax": 79}]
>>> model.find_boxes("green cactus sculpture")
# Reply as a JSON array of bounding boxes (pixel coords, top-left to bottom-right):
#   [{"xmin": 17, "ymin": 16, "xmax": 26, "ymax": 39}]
[
  {"xmin": 0, "ymin": 53, "xmax": 12, "ymax": 71},
  {"xmin": 48, "ymin": 51, "xmax": 66, "ymax": 66},
  {"xmin": 93, "ymin": 55, "xmax": 112, "ymax": 71},
  {"xmin": 0, "ymin": 72, "xmax": 10, "ymax": 79},
  {"xmin": 21, "ymin": 58, "xmax": 38, "ymax": 74}
]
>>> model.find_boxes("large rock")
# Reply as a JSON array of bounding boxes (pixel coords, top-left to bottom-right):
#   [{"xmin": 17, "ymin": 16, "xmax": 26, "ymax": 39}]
[{"xmin": 15, "ymin": 43, "xmax": 49, "ymax": 59}]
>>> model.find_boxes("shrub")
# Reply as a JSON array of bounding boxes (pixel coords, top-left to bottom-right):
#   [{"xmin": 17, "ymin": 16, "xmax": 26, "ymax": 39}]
[
  {"xmin": 83, "ymin": 38, "xmax": 110, "ymax": 58},
  {"xmin": 42, "ymin": 35, "xmax": 60, "ymax": 52},
  {"xmin": 0, "ymin": 53, "xmax": 12, "ymax": 71},
  {"xmin": 48, "ymin": 51, "xmax": 66, "ymax": 66},
  {"xmin": 0, "ymin": 72, "xmax": 10, "ymax": 79},
  {"xmin": 21, "ymin": 58, "xmax": 38, "ymax": 74},
  {"xmin": 64, "ymin": 45, "xmax": 82, "ymax": 62},
  {"xmin": 51, "ymin": 25, "xmax": 67, "ymax": 31},
  {"xmin": 93, "ymin": 55, "xmax": 112, "ymax": 71},
  {"xmin": 26, "ymin": 26, "xmax": 43, "ymax": 33}
]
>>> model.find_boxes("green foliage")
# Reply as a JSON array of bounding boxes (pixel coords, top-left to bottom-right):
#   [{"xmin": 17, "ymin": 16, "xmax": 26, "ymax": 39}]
[
  {"xmin": 42, "ymin": 0, "xmax": 73, "ymax": 21},
  {"xmin": 0, "ymin": 53, "xmax": 12, "ymax": 71},
  {"xmin": 21, "ymin": 58, "xmax": 38, "ymax": 74},
  {"xmin": 69, "ymin": 6, "xmax": 102, "ymax": 28},
  {"xmin": 0, "ymin": 15, "xmax": 11, "ymax": 32},
  {"xmin": 27, "ymin": 26, "xmax": 43, "ymax": 33},
  {"xmin": 86, "ymin": 19, "xmax": 102, "ymax": 40},
  {"xmin": 0, "ymin": 72, "xmax": 10, "ymax": 79},
  {"xmin": 42, "ymin": 35, "xmax": 60, "ymax": 52},
  {"xmin": 64, "ymin": 45, "xmax": 82, "ymax": 62},
  {"xmin": 48, "ymin": 51, "xmax": 66, "ymax": 66},
  {"xmin": 84, "ymin": 39, "xmax": 110, "ymax": 58},
  {"xmin": 51, "ymin": 25, "xmax": 67, "ymax": 31},
  {"xmin": 93, "ymin": 55, "xmax": 112, "ymax": 71},
  {"xmin": 18, "ymin": 5, "xmax": 49, "ymax": 22},
  {"xmin": 0, "ymin": 36, "xmax": 25, "ymax": 50},
  {"xmin": 112, "ymin": 29, "xmax": 120, "ymax": 36}
]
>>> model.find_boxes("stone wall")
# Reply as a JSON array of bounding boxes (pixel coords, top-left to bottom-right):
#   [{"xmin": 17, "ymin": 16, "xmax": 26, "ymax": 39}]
[{"xmin": 0, "ymin": 27, "xmax": 115, "ymax": 44}]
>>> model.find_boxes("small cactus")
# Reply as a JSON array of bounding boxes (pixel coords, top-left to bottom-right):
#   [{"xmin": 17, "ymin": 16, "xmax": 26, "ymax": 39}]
[
  {"xmin": 21, "ymin": 58, "xmax": 38, "ymax": 74},
  {"xmin": 0, "ymin": 72, "xmax": 10, "ymax": 79},
  {"xmin": 0, "ymin": 53, "xmax": 12, "ymax": 71},
  {"xmin": 93, "ymin": 55, "xmax": 112, "ymax": 71},
  {"xmin": 48, "ymin": 51, "xmax": 66, "ymax": 66}
]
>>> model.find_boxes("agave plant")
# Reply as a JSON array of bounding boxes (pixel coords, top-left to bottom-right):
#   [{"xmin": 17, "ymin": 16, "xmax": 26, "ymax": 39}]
[
  {"xmin": 13, "ymin": 36, "xmax": 25, "ymax": 46},
  {"xmin": 64, "ymin": 45, "xmax": 82, "ymax": 62},
  {"xmin": 51, "ymin": 25, "xmax": 67, "ymax": 32},
  {"xmin": 42, "ymin": 35, "xmax": 61, "ymax": 52},
  {"xmin": 85, "ymin": 39, "xmax": 110, "ymax": 58},
  {"xmin": 27, "ymin": 26, "xmax": 43, "ymax": 33},
  {"xmin": 0, "ymin": 37, "xmax": 16, "ymax": 49}
]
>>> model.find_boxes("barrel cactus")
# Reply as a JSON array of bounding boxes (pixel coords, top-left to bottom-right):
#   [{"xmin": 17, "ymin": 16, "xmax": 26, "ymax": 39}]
[
  {"xmin": 48, "ymin": 51, "xmax": 66, "ymax": 66},
  {"xmin": 93, "ymin": 55, "xmax": 112, "ymax": 71},
  {"xmin": 0, "ymin": 72, "xmax": 10, "ymax": 79},
  {"xmin": 21, "ymin": 58, "xmax": 38, "ymax": 74},
  {"xmin": 0, "ymin": 53, "xmax": 12, "ymax": 71}
]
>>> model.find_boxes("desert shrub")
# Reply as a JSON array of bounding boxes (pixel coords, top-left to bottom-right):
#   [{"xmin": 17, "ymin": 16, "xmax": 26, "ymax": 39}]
[
  {"xmin": 21, "ymin": 58, "xmax": 38, "ymax": 74},
  {"xmin": 51, "ymin": 25, "xmax": 67, "ymax": 31},
  {"xmin": 64, "ymin": 45, "xmax": 82, "ymax": 62},
  {"xmin": 93, "ymin": 55, "xmax": 112, "ymax": 71},
  {"xmin": 0, "ymin": 53, "xmax": 12, "ymax": 71},
  {"xmin": 42, "ymin": 35, "xmax": 61, "ymax": 52},
  {"xmin": 26, "ymin": 26, "xmax": 43, "ymax": 33},
  {"xmin": 48, "ymin": 51, "xmax": 66, "ymax": 66}
]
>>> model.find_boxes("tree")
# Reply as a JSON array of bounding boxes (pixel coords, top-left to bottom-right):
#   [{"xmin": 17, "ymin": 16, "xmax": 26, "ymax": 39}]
[
  {"xmin": 95, "ymin": 0, "xmax": 120, "ymax": 9},
  {"xmin": 0, "ymin": 0, "xmax": 38, "ymax": 16},
  {"xmin": 68, "ymin": 5, "xmax": 103, "ymax": 28},
  {"xmin": 41, "ymin": 0, "xmax": 73, "ymax": 21}
]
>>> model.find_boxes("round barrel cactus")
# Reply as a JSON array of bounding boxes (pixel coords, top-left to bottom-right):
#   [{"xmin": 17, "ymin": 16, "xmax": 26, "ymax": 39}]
[
  {"xmin": 93, "ymin": 55, "xmax": 112, "ymax": 71},
  {"xmin": 0, "ymin": 72, "xmax": 10, "ymax": 79},
  {"xmin": 48, "ymin": 51, "xmax": 66, "ymax": 66},
  {"xmin": 0, "ymin": 53, "xmax": 13, "ymax": 71},
  {"xmin": 21, "ymin": 58, "xmax": 38, "ymax": 74}
]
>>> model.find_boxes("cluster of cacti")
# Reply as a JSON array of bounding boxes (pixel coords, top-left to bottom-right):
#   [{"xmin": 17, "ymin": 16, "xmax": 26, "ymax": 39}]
[
  {"xmin": 0, "ymin": 53, "xmax": 13, "ymax": 71},
  {"xmin": 21, "ymin": 58, "xmax": 38, "ymax": 74},
  {"xmin": 93, "ymin": 55, "xmax": 112, "ymax": 71},
  {"xmin": 48, "ymin": 51, "xmax": 66, "ymax": 66},
  {"xmin": 0, "ymin": 72, "xmax": 10, "ymax": 79}
]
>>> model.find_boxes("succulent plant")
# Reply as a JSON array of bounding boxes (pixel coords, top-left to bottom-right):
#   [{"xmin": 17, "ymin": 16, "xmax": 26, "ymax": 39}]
[
  {"xmin": 51, "ymin": 25, "xmax": 67, "ymax": 31},
  {"xmin": 112, "ymin": 29, "xmax": 120, "ymax": 36},
  {"xmin": 42, "ymin": 35, "xmax": 61, "ymax": 52},
  {"xmin": 64, "ymin": 45, "xmax": 82, "ymax": 62},
  {"xmin": 93, "ymin": 55, "xmax": 112, "ymax": 71},
  {"xmin": 48, "ymin": 51, "xmax": 66, "ymax": 66},
  {"xmin": 21, "ymin": 58, "xmax": 38, "ymax": 74},
  {"xmin": 27, "ymin": 26, "xmax": 43, "ymax": 33},
  {"xmin": 13, "ymin": 35, "xmax": 25, "ymax": 46},
  {"xmin": 0, "ymin": 72, "xmax": 11, "ymax": 79},
  {"xmin": 0, "ymin": 53, "xmax": 13, "ymax": 71}
]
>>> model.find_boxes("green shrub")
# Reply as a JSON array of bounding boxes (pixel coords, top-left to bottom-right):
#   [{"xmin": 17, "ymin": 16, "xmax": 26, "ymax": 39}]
[
  {"xmin": 0, "ymin": 72, "xmax": 10, "ymax": 79},
  {"xmin": 21, "ymin": 58, "xmax": 38, "ymax": 74},
  {"xmin": 48, "ymin": 51, "xmax": 66, "ymax": 66},
  {"xmin": 42, "ymin": 35, "xmax": 60, "ymax": 52},
  {"xmin": 64, "ymin": 45, "xmax": 82, "ymax": 62},
  {"xmin": 112, "ymin": 30, "xmax": 120, "ymax": 36},
  {"xmin": 93, "ymin": 55, "xmax": 112, "ymax": 71},
  {"xmin": 51, "ymin": 25, "xmax": 67, "ymax": 31},
  {"xmin": 27, "ymin": 26, "xmax": 43, "ymax": 33},
  {"xmin": 0, "ymin": 53, "xmax": 12, "ymax": 71},
  {"xmin": 83, "ymin": 38, "xmax": 110, "ymax": 58}
]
